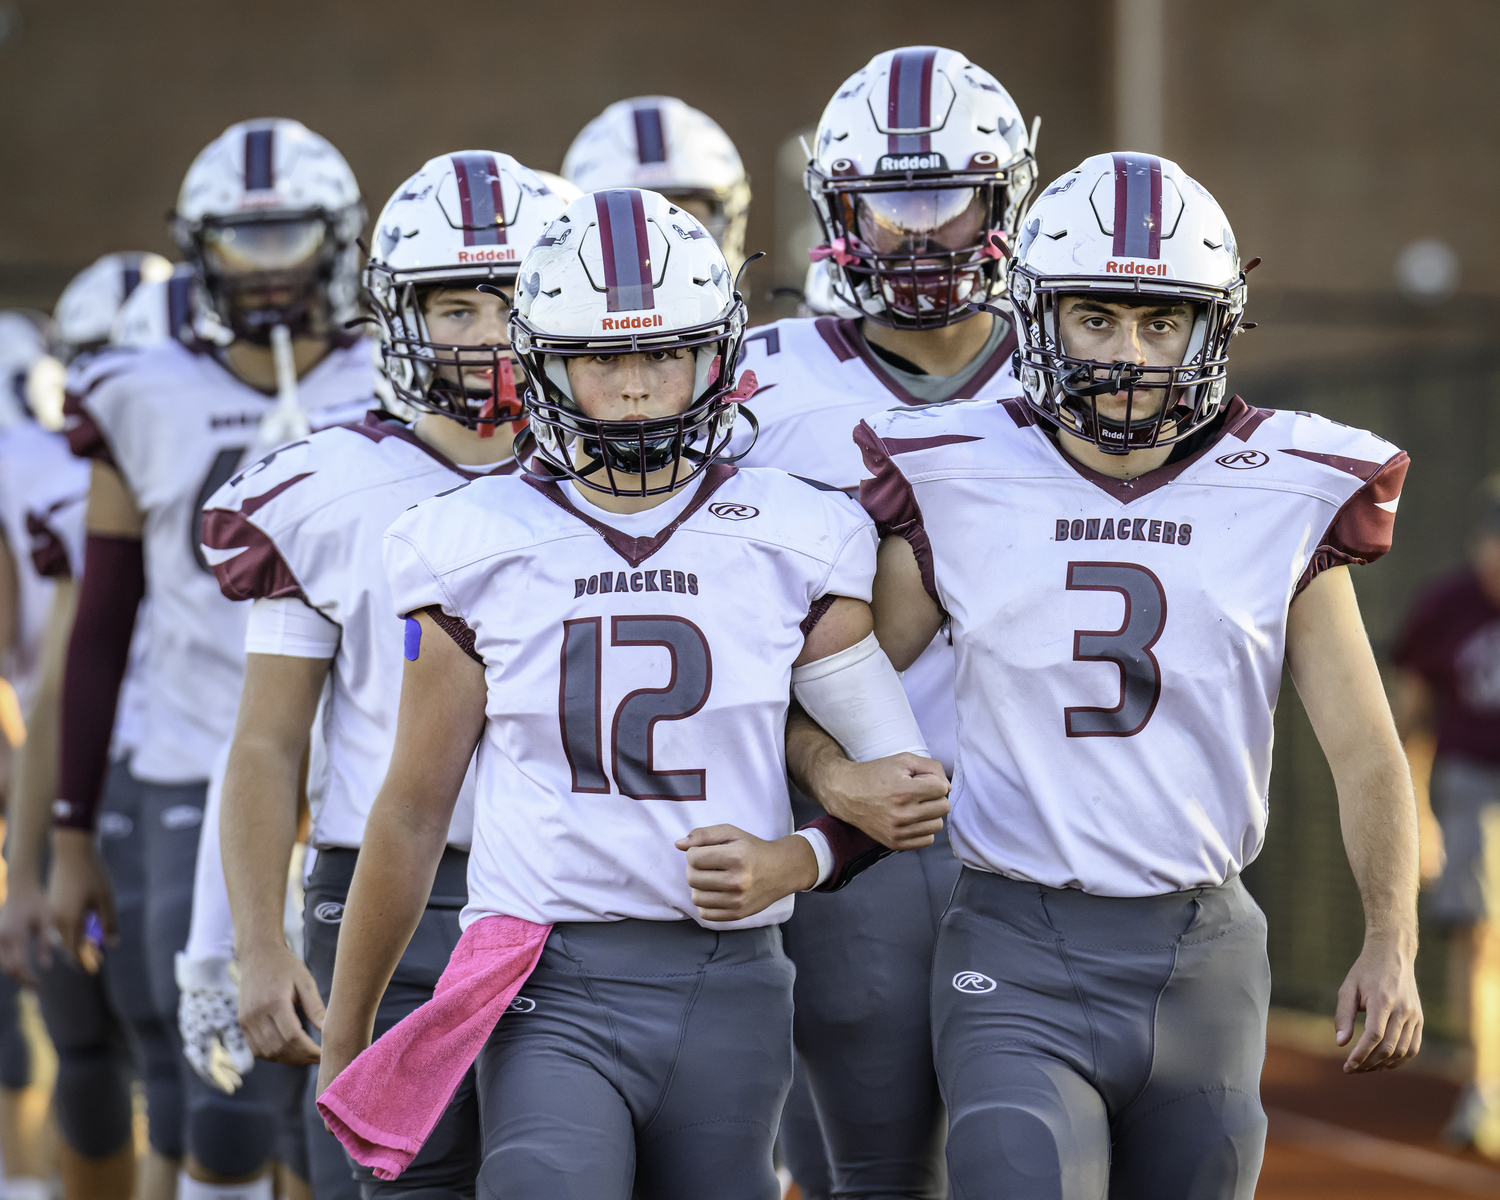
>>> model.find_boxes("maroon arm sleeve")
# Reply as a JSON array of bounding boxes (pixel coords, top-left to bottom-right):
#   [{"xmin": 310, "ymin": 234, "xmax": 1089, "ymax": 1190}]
[
  {"xmin": 797, "ymin": 814, "xmax": 894, "ymax": 892},
  {"xmin": 53, "ymin": 534, "xmax": 144, "ymax": 831}
]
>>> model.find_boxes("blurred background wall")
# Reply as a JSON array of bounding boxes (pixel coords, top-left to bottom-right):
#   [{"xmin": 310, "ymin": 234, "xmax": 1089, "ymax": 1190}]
[{"xmin": 2, "ymin": 0, "xmax": 1498, "ymax": 1035}]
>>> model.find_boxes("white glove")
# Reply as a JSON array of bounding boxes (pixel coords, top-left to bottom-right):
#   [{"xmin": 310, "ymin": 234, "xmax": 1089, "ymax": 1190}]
[{"xmin": 176, "ymin": 953, "xmax": 254, "ymax": 1094}]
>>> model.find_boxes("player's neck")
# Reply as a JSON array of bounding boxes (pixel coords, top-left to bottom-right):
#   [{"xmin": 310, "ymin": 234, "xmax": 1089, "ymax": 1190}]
[
  {"xmin": 1054, "ymin": 428, "xmax": 1175, "ymax": 481},
  {"xmin": 414, "ymin": 413, "xmax": 516, "ymax": 466},
  {"xmin": 569, "ymin": 454, "xmax": 696, "ymax": 515},
  {"xmin": 222, "ymin": 336, "xmax": 332, "ymax": 394},
  {"xmin": 860, "ymin": 312, "xmax": 995, "ymax": 377}
]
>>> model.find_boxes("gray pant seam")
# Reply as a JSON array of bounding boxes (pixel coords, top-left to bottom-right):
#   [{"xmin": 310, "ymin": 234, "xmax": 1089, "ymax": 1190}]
[
  {"xmin": 1118, "ymin": 936, "xmax": 1182, "ymax": 1118},
  {"xmin": 1052, "ymin": 939, "xmax": 1102, "ymax": 1088},
  {"xmin": 568, "ymin": 969, "xmax": 627, "ymax": 1095},
  {"xmin": 1113, "ymin": 1083, "xmax": 1263, "ymax": 1133},
  {"xmin": 639, "ymin": 1114, "xmax": 772, "ymax": 1146},
  {"xmin": 640, "ymin": 965, "xmax": 707, "ymax": 1133}
]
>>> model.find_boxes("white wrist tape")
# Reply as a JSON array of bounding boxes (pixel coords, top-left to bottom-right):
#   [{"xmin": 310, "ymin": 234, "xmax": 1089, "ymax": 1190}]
[
  {"xmin": 792, "ymin": 828, "xmax": 834, "ymax": 889},
  {"xmin": 792, "ymin": 632, "xmax": 928, "ymax": 763}
]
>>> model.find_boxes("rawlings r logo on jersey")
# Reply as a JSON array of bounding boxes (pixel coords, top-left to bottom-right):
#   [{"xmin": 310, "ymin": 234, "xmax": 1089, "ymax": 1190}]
[
  {"xmin": 709, "ymin": 502, "xmax": 759, "ymax": 521},
  {"xmin": 1216, "ymin": 450, "xmax": 1269, "ymax": 469}
]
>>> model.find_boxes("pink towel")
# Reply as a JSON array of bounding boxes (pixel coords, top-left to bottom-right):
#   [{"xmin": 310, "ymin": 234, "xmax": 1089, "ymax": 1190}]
[{"xmin": 316, "ymin": 914, "xmax": 552, "ymax": 1180}]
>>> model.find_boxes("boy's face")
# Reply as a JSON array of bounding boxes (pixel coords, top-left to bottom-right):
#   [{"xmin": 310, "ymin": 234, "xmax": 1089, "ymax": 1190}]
[{"xmin": 1057, "ymin": 295, "xmax": 1196, "ymax": 422}]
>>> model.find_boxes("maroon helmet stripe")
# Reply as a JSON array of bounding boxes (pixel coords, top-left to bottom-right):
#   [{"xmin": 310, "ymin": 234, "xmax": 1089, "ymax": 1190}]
[
  {"xmin": 244, "ymin": 128, "xmax": 274, "ymax": 192},
  {"xmin": 451, "ymin": 153, "xmax": 506, "ymax": 247},
  {"xmin": 633, "ymin": 105, "xmax": 667, "ymax": 164},
  {"xmin": 887, "ymin": 48, "xmax": 937, "ymax": 154},
  {"xmin": 594, "ymin": 190, "xmax": 654, "ymax": 313},
  {"xmin": 1111, "ymin": 153, "xmax": 1163, "ymax": 259}
]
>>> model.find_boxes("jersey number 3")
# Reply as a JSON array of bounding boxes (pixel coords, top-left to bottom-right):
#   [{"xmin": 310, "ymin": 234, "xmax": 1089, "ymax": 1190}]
[
  {"xmin": 559, "ymin": 615, "xmax": 712, "ymax": 800},
  {"xmin": 1064, "ymin": 562, "xmax": 1167, "ymax": 737}
]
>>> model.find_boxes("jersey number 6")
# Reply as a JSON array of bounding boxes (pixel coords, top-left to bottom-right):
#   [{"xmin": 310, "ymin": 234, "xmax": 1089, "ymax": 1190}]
[
  {"xmin": 559, "ymin": 615, "xmax": 713, "ymax": 800},
  {"xmin": 1064, "ymin": 561, "xmax": 1167, "ymax": 738}
]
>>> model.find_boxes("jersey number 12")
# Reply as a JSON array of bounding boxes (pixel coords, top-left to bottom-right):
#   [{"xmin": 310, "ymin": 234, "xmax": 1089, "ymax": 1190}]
[{"xmin": 559, "ymin": 615, "xmax": 712, "ymax": 800}]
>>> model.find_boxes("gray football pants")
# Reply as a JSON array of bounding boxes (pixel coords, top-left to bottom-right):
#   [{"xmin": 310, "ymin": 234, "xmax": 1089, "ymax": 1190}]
[
  {"xmin": 303, "ymin": 846, "xmax": 478, "ymax": 1200},
  {"xmin": 780, "ymin": 825, "xmax": 959, "ymax": 1200},
  {"xmin": 476, "ymin": 918, "xmax": 796, "ymax": 1200},
  {"xmin": 99, "ymin": 771, "xmax": 307, "ymax": 1176},
  {"xmin": 932, "ymin": 868, "xmax": 1270, "ymax": 1200}
]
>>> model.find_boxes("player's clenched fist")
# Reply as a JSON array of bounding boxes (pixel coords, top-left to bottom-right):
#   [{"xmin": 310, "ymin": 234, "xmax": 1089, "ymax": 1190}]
[
  {"xmin": 677, "ymin": 825, "xmax": 820, "ymax": 923},
  {"xmin": 809, "ymin": 749, "xmax": 952, "ymax": 852}
]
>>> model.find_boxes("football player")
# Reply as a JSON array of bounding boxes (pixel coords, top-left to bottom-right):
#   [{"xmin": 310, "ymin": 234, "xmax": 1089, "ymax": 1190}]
[
  {"xmin": 198, "ymin": 151, "xmax": 571, "ymax": 1200},
  {"xmin": 562, "ymin": 96, "xmax": 751, "ymax": 276},
  {"xmin": 792, "ymin": 152, "xmax": 1423, "ymax": 1199},
  {"xmin": 47, "ymin": 119, "xmax": 375, "ymax": 1200},
  {"xmin": 313, "ymin": 188, "xmax": 948, "ymax": 1198},
  {"xmin": 729, "ymin": 46, "xmax": 1037, "ymax": 1200},
  {"xmin": 0, "ymin": 260, "xmax": 164, "ymax": 1200}
]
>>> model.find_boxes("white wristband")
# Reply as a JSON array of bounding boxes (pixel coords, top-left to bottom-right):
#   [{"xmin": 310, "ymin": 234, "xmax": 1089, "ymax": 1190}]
[
  {"xmin": 792, "ymin": 828, "xmax": 834, "ymax": 889},
  {"xmin": 791, "ymin": 632, "xmax": 928, "ymax": 763}
]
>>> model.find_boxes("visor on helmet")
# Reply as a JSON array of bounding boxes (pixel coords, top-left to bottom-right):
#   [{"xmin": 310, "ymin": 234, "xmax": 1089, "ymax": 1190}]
[
  {"xmin": 854, "ymin": 187, "xmax": 988, "ymax": 258},
  {"xmin": 201, "ymin": 218, "xmax": 328, "ymax": 274}
]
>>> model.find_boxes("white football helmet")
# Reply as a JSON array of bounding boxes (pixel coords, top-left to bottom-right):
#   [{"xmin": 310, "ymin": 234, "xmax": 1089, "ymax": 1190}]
[
  {"xmin": 110, "ymin": 262, "xmax": 200, "ymax": 349},
  {"xmin": 797, "ymin": 260, "xmax": 861, "ymax": 319},
  {"xmin": 511, "ymin": 188, "xmax": 750, "ymax": 496},
  {"xmin": 365, "ymin": 151, "xmax": 572, "ymax": 430},
  {"xmin": 533, "ymin": 171, "xmax": 583, "ymax": 205},
  {"xmin": 53, "ymin": 252, "xmax": 174, "ymax": 361},
  {"xmin": 172, "ymin": 118, "xmax": 364, "ymax": 343},
  {"xmin": 0, "ymin": 311, "xmax": 50, "ymax": 428},
  {"xmin": 1010, "ymin": 152, "xmax": 1251, "ymax": 454},
  {"xmin": 806, "ymin": 46, "xmax": 1036, "ymax": 329},
  {"xmin": 562, "ymin": 98, "xmax": 751, "ymax": 273}
]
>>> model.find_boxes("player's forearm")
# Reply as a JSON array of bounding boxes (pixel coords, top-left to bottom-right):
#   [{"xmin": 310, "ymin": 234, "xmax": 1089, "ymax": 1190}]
[
  {"xmin": 221, "ymin": 737, "xmax": 304, "ymax": 958},
  {"xmin": 785, "ymin": 704, "xmax": 848, "ymax": 811},
  {"xmin": 1336, "ymin": 751, "xmax": 1421, "ymax": 951},
  {"xmin": 322, "ymin": 785, "xmax": 452, "ymax": 1053}
]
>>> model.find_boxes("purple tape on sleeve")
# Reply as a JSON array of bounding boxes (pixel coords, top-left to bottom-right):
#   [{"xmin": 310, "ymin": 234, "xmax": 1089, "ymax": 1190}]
[
  {"xmin": 404, "ymin": 616, "xmax": 422, "ymax": 661},
  {"xmin": 84, "ymin": 912, "xmax": 104, "ymax": 945}
]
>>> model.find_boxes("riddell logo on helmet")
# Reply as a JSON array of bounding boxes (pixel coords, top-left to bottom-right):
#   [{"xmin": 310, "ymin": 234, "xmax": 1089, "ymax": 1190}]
[
  {"xmin": 877, "ymin": 152, "xmax": 949, "ymax": 173},
  {"xmin": 456, "ymin": 248, "xmax": 516, "ymax": 263},
  {"xmin": 599, "ymin": 314, "xmax": 664, "ymax": 331},
  {"xmin": 1105, "ymin": 260, "xmax": 1172, "ymax": 277}
]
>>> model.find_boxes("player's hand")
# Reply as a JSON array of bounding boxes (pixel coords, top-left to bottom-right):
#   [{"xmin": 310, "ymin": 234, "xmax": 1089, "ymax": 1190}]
[
  {"xmin": 816, "ymin": 752, "xmax": 951, "ymax": 851},
  {"xmin": 677, "ymin": 825, "xmax": 819, "ymax": 923},
  {"xmin": 176, "ymin": 954, "xmax": 255, "ymax": 1093},
  {"xmin": 315, "ymin": 1030, "xmax": 368, "ymax": 1106},
  {"xmin": 47, "ymin": 829, "xmax": 117, "ymax": 972},
  {"xmin": 0, "ymin": 876, "xmax": 52, "ymax": 984},
  {"xmin": 1335, "ymin": 935, "xmax": 1423, "ymax": 1072},
  {"xmin": 237, "ymin": 941, "xmax": 325, "ymax": 1066}
]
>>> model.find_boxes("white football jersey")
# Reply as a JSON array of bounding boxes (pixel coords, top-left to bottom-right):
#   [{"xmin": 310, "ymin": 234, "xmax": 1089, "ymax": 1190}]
[
  {"xmin": 728, "ymin": 315, "xmax": 1022, "ymax": 772},
  {"xmin": 384, "ymin": 464, "xmax": 877, "ymax": 929},
  {"xmin": 859, "ymin": 396, "xmax": 1408, "ymax": 897},
  {"xmin": 24, "ymin": 458, "xmax": 149, "ymax": 759},
  {"xmin": 66, "ymin": 337, "xmax": 374, "ymax": 783},
  {"xmin": 201, "ymin": 414, "xmax": 500, "ymax": 849},
  {"xmin": 0, "ymin": 421, "xmax": 73, "ymax": 713}
]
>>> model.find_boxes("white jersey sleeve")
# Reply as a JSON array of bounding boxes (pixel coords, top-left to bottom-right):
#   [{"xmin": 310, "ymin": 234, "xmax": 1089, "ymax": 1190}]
[
  {"xmin": 202, "ymin": 415, "xmax": 497, "ymax": 849},
  {"xmin": 383, "ymin": 464, "xmax": 876, "ymax": 930},
  {"xmin": 66, "ymin": 338, "xmax": 375, "ymax": 784},
  {"xmin": 858, "ymin": 396, "xmax": 1407, "ymax": 897}
]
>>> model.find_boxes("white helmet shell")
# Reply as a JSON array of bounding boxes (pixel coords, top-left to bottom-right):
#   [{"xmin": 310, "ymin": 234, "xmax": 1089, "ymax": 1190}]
[
  {"xmin": 110, "ymin": 263, "xmax": 201, "ymax": 349},
  {"xmin": 53, "ymin": 252, "xmax": 174, "ymax": 358},
  {"xmin": 562, "ymin": 97, "xmax": 750, "ymax": 271},
  {"xmin": 806, "ymin": 46, "xmax": 1037, "ymax": 328},
  {"xmin": 1010, "ymin": 152, "xmax": 1249, "ymax": 452},
  {"xmin": 0, "ymin": 311, "xmax": 51, "ymax": 428}
]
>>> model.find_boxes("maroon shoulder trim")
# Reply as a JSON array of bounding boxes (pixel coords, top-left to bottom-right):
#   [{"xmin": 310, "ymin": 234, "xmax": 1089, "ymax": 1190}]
[
  {"xmin": 815, "ymin": 317, "xmax": 860, "ymax": 363},
  {"xmin": 1277, "ymin": 448, "xmax": 1381, "ymax": 480},
  {"xmin": 26, "ymin": 511, "xmax": 70, "ymax": 578},
  {"xmin": 523, "ymin": 463, "xmax": 738, "ymax": 569},
  {"xmin": 62, "ymin": 391, "xmax": 116, "ymax": 467},
  {"xmin": 343, "ymin": 412, "xmax": 513, "ymax": 481},
  {"xmin": 882, "ymin": 433, "xmax": 983, "ymax": 455},
  {"xmin": 1050, "ymin": 396, "xmax": 1258, "ymax": 504},
  {"xmin": 1227, "ymin": 398, "xmax": 1273, "ymax": 442},
  {"xmin": 854, "ymin": 422, "xmax": 942, "ymax": 609},
  {"xmin": 798, "ymin": 814, "xmax": 892, "ymax": 892},
  {"xmin": 952, "ymin": 321, "xmax": 1019, "ymax": 400},
  {"xmin": 200, "ymin": 509, "xmax": 306, "ymax": 603},
  {"xmin": 423, "ymin": 604, "xmax": 483, "ymax": 664},
  {"xmin": 999, "ymin": 396, "xmax": 1036, "ymax": 429},
  {"xmin": 1295, "ymin": 451, "xmax": 1410, "ymax": 595}
]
